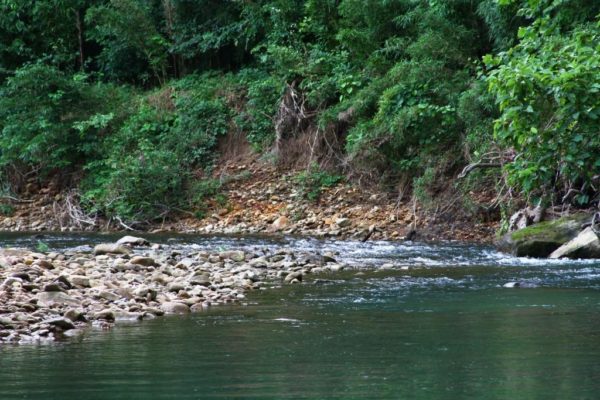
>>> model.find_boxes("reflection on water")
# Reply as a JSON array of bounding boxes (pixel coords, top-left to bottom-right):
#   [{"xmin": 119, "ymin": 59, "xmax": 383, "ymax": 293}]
[{"xmin": 1, "ymin": 233, "xmax": 599, "ymax": 399}]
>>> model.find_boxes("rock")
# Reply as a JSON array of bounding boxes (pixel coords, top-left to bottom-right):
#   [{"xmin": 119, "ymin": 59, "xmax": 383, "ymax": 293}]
[
  {"xmin": 93, "ymin": 309, "xmax": 116, "ymax": 321},
  {"xmin": 114, "ymin": 311, "xmax": 143, "ymax": 321},
  {"xmin": 284, "ymin": 271, "xmax": 303, "ymax": 283},
  {"xmin": 97, "ymin": 290, "xmax": 120, "ymax": 302},
  {"xmin": 549, "ymin": 227, "xmax": 600, "ymax": 259},
  {"xmin": 116, "ymin": 236, "xmax": 150, "ymax": 247},
  {"xmin": 189, "ymin": 272, "xmax": 211, "ymax": 286},
  {"xmin": 167, "ymin": 281, "xmax": 186, "ymax": 292},
  {"xmin": 129, "ymin": 256, "xmax": 156, "ymax": 267},
  {"xmin": 335, "ymin": 217, "xmax": 351, "ymax": 228},
  {"xmin": 69, "ymin": 275, "xmax": 91, "ymax": 288},
  {"xmin": 160, "ymin": 302, "xmax": 190, "ymax": 314},
  {"xmin": 63, "ymin": 329, "xmax": 85, "ymax": 338},
  {"xmin": 43, "ymin": 283, "xmax": 65, "ymax": 292},
  {"xmin": 45, "ymin": 317, "xmax": 75, "ymax": 331},
  {"xmin": 190, "ymin": 303, "xmax": 205, "ymax": 313},
  {"xmin": 93, "ymin": 244, "xmax": 131, "ymax": 256},
  {"xmin": 64, "ymin": 309, "xmax": 86, "ymax": 322},
  {"xmin": 219, "ymin": 250, "xmax": 245, "ymax": 262},
  {"xmin": 502, "ymin": 281, "xmax": 538, "ymax": 288},
  {"xmin": 34, "ymin": 260, "xmax": 54, "ymax": 270},
  {"xmin": 497, "ymin": 214, "xmax": 591, "ymax": 258},
  {"xmin": 36, "ymin": 292, "xmax": 81, "ymax": 307},
  {"xmin": 271, "ymin": 216, "xmax": 289, "ymax": 231}
]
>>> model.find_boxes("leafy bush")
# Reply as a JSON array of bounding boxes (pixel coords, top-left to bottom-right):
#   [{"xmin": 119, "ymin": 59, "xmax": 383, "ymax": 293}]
[
  {"xmin": 0, "ymin": 203, "xmax": 14, "ymax": 216},
  {"xmin": 486, "ymin": 6, "xmax": 600, "ymax": 205},
  {"xmin": 294, "ymin": 164, "xmax": 343, "ymax": 201}
]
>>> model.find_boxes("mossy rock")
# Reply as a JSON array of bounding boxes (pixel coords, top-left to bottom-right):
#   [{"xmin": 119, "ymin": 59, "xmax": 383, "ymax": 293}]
[{"xmin": 497, "ymin": 214, "xmax": 591, "ymax": 258}]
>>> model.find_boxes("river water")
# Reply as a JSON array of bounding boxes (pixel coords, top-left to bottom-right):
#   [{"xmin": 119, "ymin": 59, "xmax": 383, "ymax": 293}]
[{"xmin": 1, "ymin": 233, "xmax": 599, "ymax": 399}]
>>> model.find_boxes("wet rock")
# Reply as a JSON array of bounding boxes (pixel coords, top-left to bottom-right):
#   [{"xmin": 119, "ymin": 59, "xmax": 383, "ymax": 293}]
[
  {"xmin": 93, "ymin": 244, "xmax": 131, "ymax": 256},
  {"xmin": 64, "ymin": 309, "xmax": 86, "ymax": 322},
  {"xmin": 284, "ymin": 271, "xmax": 303, "ymax": 284},
  {"xmin": 114, "ymin": 311, "xmax": 143, "ymax": 322},
  {"xmin": 116, "ymin": 236, "xmax": 150, "ymax": 247},
  {"xmin": 93, "ymin": 309, "xmax": 116, "ymax": 321},
  {"xmin": 45, "ymin": 317, "xmax": 75, "ymax": 331},
  {"xmin": 161, "ymin": 302, "xmax": 190, "ymax": 314}
]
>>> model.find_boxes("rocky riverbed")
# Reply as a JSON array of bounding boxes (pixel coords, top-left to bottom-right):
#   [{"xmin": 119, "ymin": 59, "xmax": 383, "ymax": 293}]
[{"xmin": 0, "ymin": 236, "xmax": 347, "ymax": 345}]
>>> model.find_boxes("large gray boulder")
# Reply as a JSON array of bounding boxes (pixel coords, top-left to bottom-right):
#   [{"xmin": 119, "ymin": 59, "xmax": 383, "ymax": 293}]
[
  {"xmin": 116, "ymin": 236, "xmax": 150, "ymax": 247},
  {"xmin": 497, "ymin": 214, "xmax": 590, "ymax": 258},
  {"xmin": 549, "ymin": 227, "xmax": 600, "ymax": 259},
  {"xmin": 93, "ymin": 243, "xmax": 131, "ymax": 256}
]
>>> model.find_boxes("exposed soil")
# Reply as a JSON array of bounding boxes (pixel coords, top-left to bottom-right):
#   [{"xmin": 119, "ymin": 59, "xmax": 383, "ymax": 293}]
[{"xmin": 0, "ymin": 158, "xmax": 500, "ymax": 243}]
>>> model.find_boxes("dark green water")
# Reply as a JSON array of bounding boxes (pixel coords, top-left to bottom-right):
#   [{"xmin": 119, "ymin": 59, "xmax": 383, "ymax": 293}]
[{"xmin": 1, "ymin": 234, "xmax": 599, "ymax": 399}]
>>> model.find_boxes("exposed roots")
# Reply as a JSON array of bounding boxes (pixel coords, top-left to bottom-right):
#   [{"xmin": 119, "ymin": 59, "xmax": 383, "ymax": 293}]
[{"xmin": 52, "ymin": 190, "xmax": 97, "ymax": 230}]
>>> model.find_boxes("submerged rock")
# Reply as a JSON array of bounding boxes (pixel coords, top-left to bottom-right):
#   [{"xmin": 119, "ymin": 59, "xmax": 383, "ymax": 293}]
[{"xmin": 161, "ymin": 302, "xmax": 190, "ymax": 314}]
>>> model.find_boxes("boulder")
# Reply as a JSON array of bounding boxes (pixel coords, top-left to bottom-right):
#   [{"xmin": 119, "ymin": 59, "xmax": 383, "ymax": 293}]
[
  {"xmin": 116, "ymin": 236, "xmax": 150, "ymax": 247},
  {"xmin": 496, "ymin": 214, "xmax": 590, "ymax": 258},
  {"xmin": 93, "ymin": 243, "xmax": 131, "ymax": 256},
  {"xmin": 549, "ymin": 227, "xmax": 600, "ymax": 259}
]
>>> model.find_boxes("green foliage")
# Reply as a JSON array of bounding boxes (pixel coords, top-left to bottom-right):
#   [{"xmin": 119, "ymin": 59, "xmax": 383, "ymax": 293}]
[
  {"xmin": 486, "ymin": 2, "xmax": 600, "ymax": 205},
  {"xmin": 294, "ymin": 164, "xmax": 343, "ymax": 201},
  {"xmin": 0, "ymin": 203, "xmax": 14, "ymax": 216},
  {"xmin": 0, "ymin": 64, "xmax": 129, "ymax": 174},
  {"xmin": 1, "ymin": 0, "xmax": 598, "ymax": 222},
  {"xmin": 235, "ymin": 69, "xmax": 284, "ymax": 150},
  {"xmin": 36, "ymin": 240, "xmax": 50, "ymax": 253}
]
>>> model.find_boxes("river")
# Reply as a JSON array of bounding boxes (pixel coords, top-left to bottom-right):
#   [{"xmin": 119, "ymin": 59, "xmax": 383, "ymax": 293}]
[{"xmin": 1, "ymin": 233, "xmax": 599, "ymax": 399}]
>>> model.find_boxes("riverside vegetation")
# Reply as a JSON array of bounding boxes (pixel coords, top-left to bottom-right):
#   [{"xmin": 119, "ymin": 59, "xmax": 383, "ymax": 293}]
[{"xmin": 0, "ymin": 0, "xmax": 598, "ymax": 238}]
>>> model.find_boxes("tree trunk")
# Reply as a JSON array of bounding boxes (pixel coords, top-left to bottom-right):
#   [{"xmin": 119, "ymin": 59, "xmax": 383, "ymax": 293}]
[{"xmin": 75, "ymin": 9, "xmax": 85, "ymax": 71}]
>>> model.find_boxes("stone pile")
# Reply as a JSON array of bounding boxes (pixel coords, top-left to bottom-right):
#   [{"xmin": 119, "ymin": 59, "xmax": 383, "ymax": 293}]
[{"xmin": 0, "ymin": 237, "xmax": 346, "ymax": 345}]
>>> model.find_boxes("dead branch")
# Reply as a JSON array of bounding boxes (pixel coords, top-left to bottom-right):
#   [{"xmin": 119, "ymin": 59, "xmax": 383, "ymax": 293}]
[
  {"xmin": 0, "ymin": 195, "xmax": 34, "ymax": 203},
  {"xmin": 457, "ymin": 162, "xmax": 502, "ymax": 179}
]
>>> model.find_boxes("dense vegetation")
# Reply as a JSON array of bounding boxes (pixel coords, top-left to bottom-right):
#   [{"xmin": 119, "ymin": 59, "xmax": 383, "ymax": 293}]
[{"xmin": 0, "ymin": 0, "xmax": 598, "ymax": 225}]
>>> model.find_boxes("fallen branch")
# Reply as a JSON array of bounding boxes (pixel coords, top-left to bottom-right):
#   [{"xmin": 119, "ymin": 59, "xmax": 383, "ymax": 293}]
[
  {"xmin": 0, "ymin": 195, "xmax": 34, "ymax": 203},
  {"xmin": 115, "ymin": 216, "xmax": 136, "ymax": 231},
  {"xmin": 457, "ymin": 162, "xmax": 502, "ymax": 179}
]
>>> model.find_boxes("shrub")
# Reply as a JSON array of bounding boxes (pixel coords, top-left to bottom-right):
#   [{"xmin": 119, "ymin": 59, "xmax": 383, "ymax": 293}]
[{"xmin": 294, "ymin": 164, "xmax": 343, "ymax": 201}]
